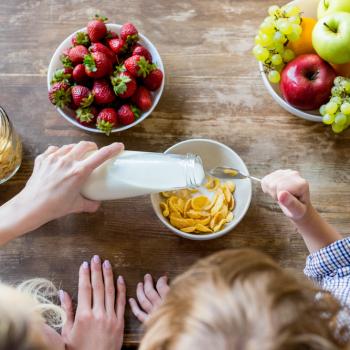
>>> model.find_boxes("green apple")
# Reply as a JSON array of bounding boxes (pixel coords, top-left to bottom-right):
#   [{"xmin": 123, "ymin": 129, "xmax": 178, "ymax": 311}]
[
  {"xmin": 318, "ymin": 0, "xmax": 350, "ymax": 18},
  {"xmin": 313, "ymin": 12, "xmax": 350, "ymax": 64}
]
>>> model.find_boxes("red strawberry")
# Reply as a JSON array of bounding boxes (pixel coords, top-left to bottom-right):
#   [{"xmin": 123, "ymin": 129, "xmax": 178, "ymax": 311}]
[
  {"xmin": 71, "ymin": 85, "xmax": 94, "ymax": 108},
  {"xmin": 107, "ymin": 37, "xmax": 127, "ymax": 55},
  {"xmin": 89, "ymin": 42, "xmax": 116, "ymax": 64},
  {"xmin": 132, "ymin": 45, "xmax": 152, "ymax": 62},
  {"xmin": 72, "ymin": 32, "xmax": 90, "ymax": 47},
  {"xmin": 68, "ymin": 45, "xmax": 89, "ymax": 65},
  {"xmin": 124, "ymin": 55, "xmax": 152, "ymax": 78},
  {"xmin": 131, "ymin": 86, "xmax": 152, "ymax": 111},
  {"xmin": 51, "ymin": 67, "xmax": 73, "ymax": 84},
  {"xmin": 87, "ymin": 15, "xmax": 108, "ymax": 43},
  {"xmin": 97, "ymin": 108, "xmax": 117, "ymax": 135},
  {"xmin": 120, "ymin": 22, "xmax": 139, "ymax": 44},
  {"xmin": 75, "ymin": 105, "xmax": 98, "ymax": 126},
  {"xmin": 84, "ymin": 52, "xmax": 112, "ymax": 78},
  {"xmin": 117, "ymin": 104, "xmax": 140, "ymax": 125},
  {"xmin": 143, "ymin": 68, "xmax": 163, "ymax": 91},
  {"xmin": 92, "ymin": 79, "xmax": 115, "ymax": 105},
  {"xmin": 111, "ymin": 71, "xmax": 137, "ymax": 99},
  {"xmin": 72, "ymin": 64, "xmax": 89, "ymax": 84},
  {"xmin": 48, "ymin": 82, "xmax": 71, "ymax": 108}
]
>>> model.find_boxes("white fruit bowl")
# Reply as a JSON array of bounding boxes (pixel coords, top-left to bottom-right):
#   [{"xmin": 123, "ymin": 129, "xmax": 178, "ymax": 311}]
[
  {"xmin": 259, "ymin": 0, "xmax": 323, "ymax": 122},
  {"xmin": 150, "ymin": 139, "xmax": 252, "ymax": 241},
  {"xmin": 47, "ymin": 23, "xmax": 165, "ymax": 133}
]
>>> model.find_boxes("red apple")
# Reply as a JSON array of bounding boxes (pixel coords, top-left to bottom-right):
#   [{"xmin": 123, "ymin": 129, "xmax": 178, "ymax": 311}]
[{"xmin": 280, "ymin": 54, "xmax": 336, "ymax": 111}]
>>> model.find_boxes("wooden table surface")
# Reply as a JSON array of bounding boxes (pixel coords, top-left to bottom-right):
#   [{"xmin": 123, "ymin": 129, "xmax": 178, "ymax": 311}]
[{"xmin": 1, "ymin": 0, "xmax": 350, "ymax": 347}]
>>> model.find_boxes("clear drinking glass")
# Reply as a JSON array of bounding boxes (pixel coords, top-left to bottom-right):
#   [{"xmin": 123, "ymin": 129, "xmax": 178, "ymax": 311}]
[{"xmin": 0, "ymin": 106, "xmax": 22, "ymax": 184}]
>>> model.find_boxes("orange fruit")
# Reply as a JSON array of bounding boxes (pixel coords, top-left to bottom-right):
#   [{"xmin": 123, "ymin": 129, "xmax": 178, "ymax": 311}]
[
  {"xmin": 331, "ymin": 62, "xmax": 350, "ymax": 78},
  {"xmin": 288, "ymin": 17, "xmax": 317, "ymax": 56}
]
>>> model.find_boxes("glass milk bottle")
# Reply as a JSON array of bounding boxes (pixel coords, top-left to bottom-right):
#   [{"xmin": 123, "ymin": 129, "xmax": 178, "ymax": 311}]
[
  {"xmin": 81, "ymin": 151, "xmax": 205, "ymax": 200},
  {"xmin": 0, "ymin": 106, "xmax": 22, "ymax": 184}
]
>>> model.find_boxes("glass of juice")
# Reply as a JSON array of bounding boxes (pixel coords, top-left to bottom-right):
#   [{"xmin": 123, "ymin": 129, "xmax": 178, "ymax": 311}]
[{"xmin": 0, "ymin": 106, "xmax": 22, "ymax": 184}]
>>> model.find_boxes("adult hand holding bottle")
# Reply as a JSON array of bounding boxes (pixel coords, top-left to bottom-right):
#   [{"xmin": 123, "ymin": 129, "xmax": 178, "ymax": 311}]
[{"xmin": 0, "ymin": 141, "xmax": 124, "ymax": 246}]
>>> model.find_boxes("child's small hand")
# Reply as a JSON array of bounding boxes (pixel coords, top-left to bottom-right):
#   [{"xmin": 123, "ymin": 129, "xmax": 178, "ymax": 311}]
[
  {"xmin": 261, "ymin": 170, "xmax": 311, "ymax": 222},
  {"xmin": 129, "ymin": 274, "xmax": 169, "ymax": 323}
]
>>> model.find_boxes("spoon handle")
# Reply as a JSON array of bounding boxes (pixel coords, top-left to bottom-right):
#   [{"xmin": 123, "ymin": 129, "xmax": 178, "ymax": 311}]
[{"xmin": 208, "ymin": 167, "xmax": 261, "ymax": 182}]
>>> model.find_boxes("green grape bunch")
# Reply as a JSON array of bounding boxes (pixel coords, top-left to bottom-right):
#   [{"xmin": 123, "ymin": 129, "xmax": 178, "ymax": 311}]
[
  {"xmin": 320, "ymin": 77, "xmax": 350, "ymax": 133},
  {"xmin": 252, "ymin": 5, "xmax": 302, "ymax": 84}
]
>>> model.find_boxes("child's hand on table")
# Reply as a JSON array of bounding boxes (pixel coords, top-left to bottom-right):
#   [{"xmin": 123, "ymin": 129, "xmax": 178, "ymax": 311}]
[
  {"xmin": 129, "ymin": 274, "xmax": 170, "ymax": 323},
  {"xmin": 0, "ymin": 141, "xmax": 124, "ymax": 245},
  {"xmin": 261, "ymin": 169, "xmax": 342, "ymax": 253},
  {"xmin": 60, "ymin": 256, "xmax": 126, "ymax": 350}
]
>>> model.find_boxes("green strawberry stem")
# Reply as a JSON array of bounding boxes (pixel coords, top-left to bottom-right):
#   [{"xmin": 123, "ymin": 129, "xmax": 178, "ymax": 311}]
[
  {"xmin": 84, "ymin": 54, "xmax": 97, "ymax": 72},
  {"xmin": 60, "ymin": 55, "xmax": 73, "ymax": 68},
  {"xmin": 76, "ymin": 107, "xmax": 94, "ymax": 123},
  {"xmin": 97, "ymin": 119, "xmax": 113, "ymax": 135},
  {"xmin": 75, "ymin": 31, "xmax": 90, "ymax": 46},
  {"xmin": 54, "ymin": 88, "xmax": 71, "ymax": 109},
  {"xmin": 111, "ymin": 75, "xmax": 131, "ymax": 95},
  {"xmin": 94, "ymin": 14, "xmax": 108, "ymax": 22},
  {"xmin": 131, "ymin": 105, "xmax": 141, "ymax": 119},
  {"xmin": 81, "ymin": 93, "xmax": 94, "ymax": 108},
  {"xmin": 137, "ymin": 57, "xmax": 153, "ymax": 78},
  {"xmin": 51, "ymin": 69, "xmax": 71, "ymax": 84},
  {"xmin": 113, "ymin": 64, "xmax": 126, "ymax": 74},
  {"xmin": 126, "ymin": 33, "xmax": 139, "ymax": 45}
]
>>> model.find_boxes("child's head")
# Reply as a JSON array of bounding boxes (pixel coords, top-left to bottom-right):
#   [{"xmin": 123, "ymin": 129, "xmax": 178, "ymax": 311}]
[
  {"xmin": 0, "ymin": 279, "xmax": 66, "ymax": 350},
  {"xmin": 140, "ymin": 249, "xmax": 347, "ymax": 350}
]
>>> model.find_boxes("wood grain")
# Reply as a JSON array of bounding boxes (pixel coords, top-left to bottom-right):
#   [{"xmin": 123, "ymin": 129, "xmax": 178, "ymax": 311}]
[{"xmin": 1, "ymin": 0, "xmax": 350, "ymax": 346}]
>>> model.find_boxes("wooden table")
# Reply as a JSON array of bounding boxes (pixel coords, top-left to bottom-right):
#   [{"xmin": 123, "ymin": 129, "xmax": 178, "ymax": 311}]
[{"xmin": 1, "ymin": 0, "xmax": 350, "ymax": 347}]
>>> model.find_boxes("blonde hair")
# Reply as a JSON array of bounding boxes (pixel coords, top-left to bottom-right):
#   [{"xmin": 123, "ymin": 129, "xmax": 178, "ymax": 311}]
[
  {"xmin": 0, "ymin": 278, "xmax": 66, "ymax": 350},
  {"xmin": 140, "ymin": 249, "xmax": 348, "ymax": 350}
]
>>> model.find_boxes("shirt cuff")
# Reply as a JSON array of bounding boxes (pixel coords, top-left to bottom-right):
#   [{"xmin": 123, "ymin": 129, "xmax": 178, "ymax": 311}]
[{"xmin": 304, "ymin": 238, "xmax": 350, "ymax": 279}]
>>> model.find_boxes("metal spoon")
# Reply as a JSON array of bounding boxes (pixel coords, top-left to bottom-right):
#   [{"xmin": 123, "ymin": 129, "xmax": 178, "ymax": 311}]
[{"xmin": 209, "ymin": 167, "xmax": 261, "ymax": 182}]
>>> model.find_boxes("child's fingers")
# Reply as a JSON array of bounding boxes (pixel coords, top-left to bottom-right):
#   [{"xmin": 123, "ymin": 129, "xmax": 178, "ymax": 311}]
[
  {"xmin": 144, "ymin": 274, "xmax": 162, "ymax": 306},
  {"xmin": 156, "ymin": 276, "xmax": 170, "ymax": 299},
  {"xmin": 59, "ymin": 290, "xmax": 74, "ymax": 339},
  {"xmin": 136, "ymin": 282, "xmax": 153, "ymax": 313},
  {"xmin": 129, "ymin": 298, "xmax": 148, "ymax": 323},
  {"xmin": 278, "ymin": 191, "xmax": 307, "ymax": 220}
]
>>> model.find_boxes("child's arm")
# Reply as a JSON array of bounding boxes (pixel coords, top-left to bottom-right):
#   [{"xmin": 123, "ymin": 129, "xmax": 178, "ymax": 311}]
[
  {"xmin": 261, "ymin": 170, "xmax": 342, "ymax": 254},
  {"xmin": 0, "ymin": 142, "xmax": 124, "ymax": 246}
]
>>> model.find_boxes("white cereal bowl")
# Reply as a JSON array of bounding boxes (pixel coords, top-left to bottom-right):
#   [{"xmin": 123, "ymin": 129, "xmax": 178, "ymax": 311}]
[
  {"xmin": 259, "ymin": 0, "xmax": 323, "ymax": 123},
  {"xmin": 47, "ymin": 23, "xmax": 165, "ymax": 133},
  {"xmin": 150, "ymin": 139, "xmax": 252, "ymax": 241}
]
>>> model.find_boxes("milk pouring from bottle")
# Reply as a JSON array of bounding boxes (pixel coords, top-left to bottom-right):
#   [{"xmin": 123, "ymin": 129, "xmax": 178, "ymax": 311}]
[{"xmin": 81, "ymin": 151, "xmax": 205, "ymax": 200}]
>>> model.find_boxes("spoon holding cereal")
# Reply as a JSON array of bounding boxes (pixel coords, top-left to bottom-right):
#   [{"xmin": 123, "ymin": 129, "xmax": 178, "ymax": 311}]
[{"xmin": 209, "ymin": 167, "xmax": 261, "ymax": 182}]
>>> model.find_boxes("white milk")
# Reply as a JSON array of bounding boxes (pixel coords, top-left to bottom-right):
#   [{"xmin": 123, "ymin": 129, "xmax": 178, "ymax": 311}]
[{"xmin": 81, "ymin": 150, "xmax": 205, "ymax": 200}]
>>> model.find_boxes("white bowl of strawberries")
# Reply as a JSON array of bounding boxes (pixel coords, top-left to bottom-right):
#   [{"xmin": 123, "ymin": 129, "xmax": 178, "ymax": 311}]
[{"xmin": 47, "ymin": 17, "xmax": 165, "ymax": 135}]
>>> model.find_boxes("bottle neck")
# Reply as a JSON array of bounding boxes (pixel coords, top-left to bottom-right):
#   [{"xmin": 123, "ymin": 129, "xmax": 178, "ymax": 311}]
[{"xmin": 184, "ymin": 153, "xmax": 204, "ymax": 188}]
